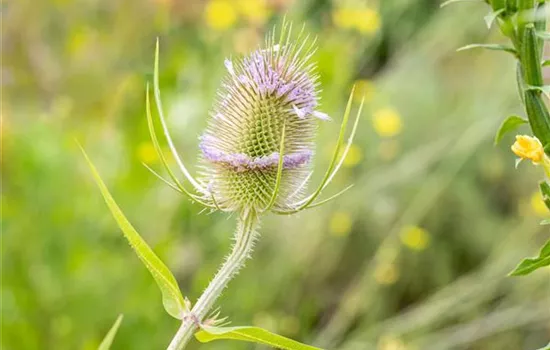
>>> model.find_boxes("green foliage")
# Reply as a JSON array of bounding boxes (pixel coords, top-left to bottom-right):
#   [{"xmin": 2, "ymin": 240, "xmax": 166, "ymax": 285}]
[
  {"xmin": 520, "ymin": 25, "xmax": 543, "ymax": 87},
  {"xmin": 484, "ymin": 9, "xmax": 505, "ymax": 29},
  {"xmin": 489, "ymin": 0, "xmax": 507, "ymax": 11},
  {"xmin": 440, "ymin": 0, "xmax": 483, "ymax": 8},
  {"xmin": 535, "ymin": 31, "xmax": 550, "ymax": 40},
  {"xmin": 80, "ymin": 146, "xmax": 188, "ymax": 320},
  {"xmin": 98, "ymin": 315, "xmax": 123, "ymax": 350},
  {"xmin": 509, "ymin": 239, "xmax": 550, "ymax": 275},
  {"xmin": 456, "ymin": 43, "xmax": 516, "ymax": 54},
  {"xmin": 539, "ymin": 181, "xmax": 550, "ymax": 209},
  {"xmin": 195, "ymin": 325, "xmax": 323, "ymax": 350},
  {"xmin": 524, "ymin": 90, "xmax": 550, "ymax": 149},
  {"xmin": 494, "ymin": 115, "xmax": 528, "ymax": 145}
]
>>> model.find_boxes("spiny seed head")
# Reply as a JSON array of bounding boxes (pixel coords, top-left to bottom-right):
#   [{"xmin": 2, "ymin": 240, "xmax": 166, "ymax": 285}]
[{"xmin": 199, "ymin": 25, "xmax": 329, "ymax": 213}]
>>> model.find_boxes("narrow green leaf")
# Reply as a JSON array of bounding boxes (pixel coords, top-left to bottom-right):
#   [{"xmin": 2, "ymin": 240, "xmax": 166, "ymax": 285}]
[
  {"xmin": 535, "ymin": 342, "xmax": 550, "ymax": 350},
  {"xmin": 456, "ymin": 43, "xmax": 516, "ymax": 55},
  {"xmin": 494, "ymin": 115, "xmax": 528, "ymax": 145},
  {"xmin": 509, "ymin": 238, "xmax": 550, "ymax": 276},
  {"xmin": 536, "ymin": 31, "xmax": 550, "ymax": 40},
  {"xmin": 145, "ymin": 84, "xmax": 212, "ymax": 208},
  {"xmin": 79, "ymin": 145, "xmax": 187, "ymax": 319},
  {"xmin": 440, "ymin": 0, "xmax": 482, "ymax": 8},
  {"xmin": 510, "ymin": 255, "xmax": 550, "ymax": 275},
  {"xmin": 195, "ymin": 325, "xmax": 324, "ymax": 350},
  {"xmin": 98, "ymin": 315, "xmax": 123, "ymax": 350},
  {"xmin": 540, "ymin": 239, "xmax": 550, "ymax": 257},
  {"xmin": 540, "ymin": 182, "xmax": 550, "ymax": 210},
  {"xmin": 484, "ymin": 9, "xmax": 505, "ymax": 29},
  {"xmin": 540, "ymin": 219, "xmax": 550, "ymax": 225},
  {"xmin": 542, "ymin": 60, "xmax": 550, "ymax": 67},
  {"xmin": 526, "ymin": 85, "xmax": 550, "ymax": 98}
]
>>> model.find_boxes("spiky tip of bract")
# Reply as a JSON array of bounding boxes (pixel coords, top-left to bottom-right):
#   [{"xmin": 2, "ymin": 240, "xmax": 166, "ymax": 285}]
[{"xmin": 198, "ymin": 23, "xmax": 329, "ymax": 213}]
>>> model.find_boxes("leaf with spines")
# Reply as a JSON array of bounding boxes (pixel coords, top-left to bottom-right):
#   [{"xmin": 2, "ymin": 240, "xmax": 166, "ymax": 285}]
[
  {"xmin": 494, "ymin": 115, "xmax": 528, "ymax": 145},
  {"xmin": 456, "ymin": 43, "xmax": 516, "ymax": 55},
  {"xmin": 79, "ymin": 145, "xmax": 188, "ymax": 319},
  {"xmin": 195, "ymin": 325, "xmax": 323, "ymax": 350},
  {"xmin": 509, "ymin": 239, "xmax": 550, "ymax": 276},
  {"xmin": 98, "ymin": 315, "xmax": 123, "ymax": 350}
]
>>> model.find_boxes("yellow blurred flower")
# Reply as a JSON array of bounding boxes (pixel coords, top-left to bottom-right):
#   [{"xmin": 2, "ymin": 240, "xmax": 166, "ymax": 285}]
[
  {"xmin": 530, "ymin": 191, "xmax": 549, "ymax": 217},
  {"xmin": 373, "ymin": 107, "xmax": 403, "ymax": 138},
  {"xmin": 332, "ymin": 8, "xmax": 356, "ymax": 30},
  {"xmin": 237, "ymin": 0, "xmax": 270, "ymax": 25},
  {"xmin": 355, "ymin": 8, "xmax": 381, "ymax": 35},
  {"xmin": 511, "ymin": 135, "xmax": 544, "ymax": 164},
  {"xmin": 400, "ymin": 226, "xmax": 430, "ymax": 251},
  {"xmin": 205, "ymin": 0, "xmax": 238, "ymax": 30},
  {"xmin": 374, "ymin": 262, "xmax": 399, "ymax": 285},
  {"xmin": 67, "ymin": 27, "xmax": 92, "ymax": 57},
  {"xmin": 329, "ymin": 211, "xmax": 353, "ymax": 237},
  {"xmin": 279, "ymin": 314, "xmax": 300, "ymax": 335},
  {"xmin": 332, "ymin": 7, "xmax": 381, "ymax": 35},
  {"xmin": 253, "ymin": 312, "xmax": 277, "ymax": 331},
  {"xmin": 378, "ymin": 336, "xmax": 407, "ymax": 350},
  {"xmin": 340, "ymin": 144, "xmax": 363, "ymax": 168},
  {"xmin": 137, "ymin": 142, "xmax": 158, "ymax": 165},
  {"xmin": 354, "ymin": 79, "xmax": 375, "ymax": 103},
  {"xmin": 153, "ymin": 0, "xmax": 172, "ymax": 6}
]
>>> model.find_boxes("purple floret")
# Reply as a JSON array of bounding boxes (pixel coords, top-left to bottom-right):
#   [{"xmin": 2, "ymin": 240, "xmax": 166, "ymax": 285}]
[
  {"xmin": 200, "ymin": 141, "xmax": 312, "ymax": 173},
  {"xmin": 228, "ymin": 47, "xmax": 324, "ymax": 120}
]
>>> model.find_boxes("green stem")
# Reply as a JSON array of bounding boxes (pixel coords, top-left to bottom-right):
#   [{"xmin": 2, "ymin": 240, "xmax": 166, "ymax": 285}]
[
  {"xmin": 167, "ymin": 209, "xmax": 260, "ymax": 350},
  {"xmin": 517, "ymin": 24, "xmax": 550, "ymax": 147}
]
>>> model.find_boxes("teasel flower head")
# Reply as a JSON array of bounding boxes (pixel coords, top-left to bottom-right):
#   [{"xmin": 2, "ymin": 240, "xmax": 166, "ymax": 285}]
[
  {"xmin": 145, "ymin": 23, "xmax": 364, "ymax": 216},
  {"xmin": 199, "ymin": 26, "xmax": 331, "ymax": 212}
]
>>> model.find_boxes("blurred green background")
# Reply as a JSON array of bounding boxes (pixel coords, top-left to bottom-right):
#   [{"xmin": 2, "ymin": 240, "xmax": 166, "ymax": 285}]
[{"xmin": 3, "ymin": 0, "xmax": 550, "ymax": 349}]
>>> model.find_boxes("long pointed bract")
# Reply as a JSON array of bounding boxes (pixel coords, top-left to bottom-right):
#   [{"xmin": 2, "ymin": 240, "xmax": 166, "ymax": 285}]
[
  {"xmin": 280, "ymin": 87, "xmax": 357, "ymax": 213},
  {"xmin": 154, "ymin": 39, "xmax": 206, "ymax": 193},
  {"xmin": 146, "ymin": 84, "xmax": 213, "ymax": 207}
]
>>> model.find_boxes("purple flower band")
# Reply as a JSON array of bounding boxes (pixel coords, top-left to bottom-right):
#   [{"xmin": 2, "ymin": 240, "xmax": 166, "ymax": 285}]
[{"xmin": 200, "ymin": 143, "xmax": 312, "ymax": 172}]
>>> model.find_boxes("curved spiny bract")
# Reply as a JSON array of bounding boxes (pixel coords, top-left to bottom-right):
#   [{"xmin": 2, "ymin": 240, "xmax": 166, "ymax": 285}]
[{"xmin": 198, "ymin": 26, "xmax": 330, "ymax": 213}]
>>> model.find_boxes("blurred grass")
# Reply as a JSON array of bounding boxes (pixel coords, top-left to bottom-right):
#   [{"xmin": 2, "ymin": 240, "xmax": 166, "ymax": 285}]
[{"xmin": 2, "ymin": 0, "xmax": 550, "ymax": 349}]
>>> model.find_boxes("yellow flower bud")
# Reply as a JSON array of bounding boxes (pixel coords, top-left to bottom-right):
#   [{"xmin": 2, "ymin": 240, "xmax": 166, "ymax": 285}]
[{"xmin": 511, "ymin": 135, "xmax": 544, "ymax": 163}]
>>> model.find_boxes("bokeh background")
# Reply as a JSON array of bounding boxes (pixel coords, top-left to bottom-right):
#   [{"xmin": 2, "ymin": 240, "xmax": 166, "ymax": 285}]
[{"xmin": 3, "ymin": 0, "xmax": 550, "ymax": 349}]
